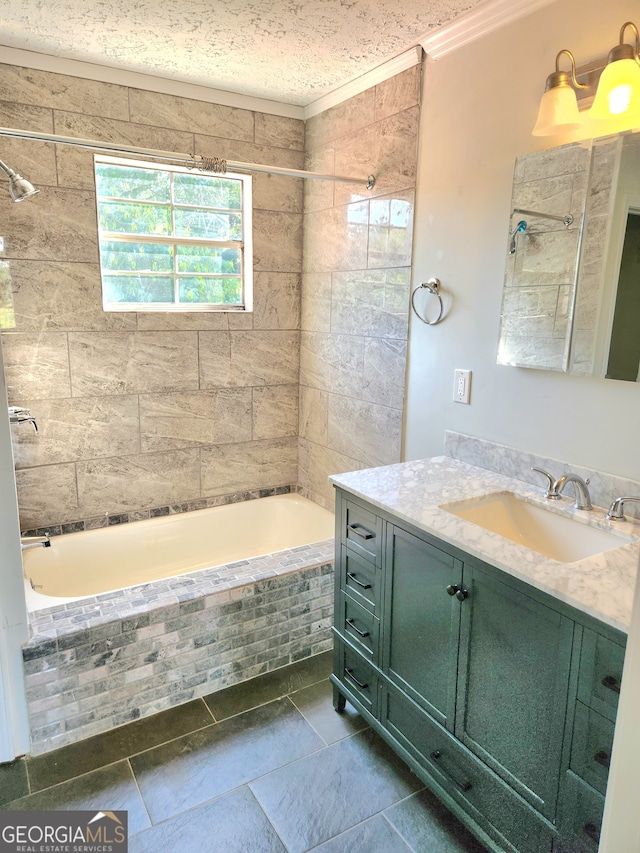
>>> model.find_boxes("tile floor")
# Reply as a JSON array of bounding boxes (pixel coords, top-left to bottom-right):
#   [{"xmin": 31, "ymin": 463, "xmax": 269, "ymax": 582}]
[{"xmin": 0, "ymin": 651, "xmax": 487, "ymax": 852}]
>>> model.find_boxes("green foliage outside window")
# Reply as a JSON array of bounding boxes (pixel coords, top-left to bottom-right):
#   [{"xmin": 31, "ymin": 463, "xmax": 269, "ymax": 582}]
[{"xmin": 95, "ymin": 158, "xmax": 251, "ymax": 310}]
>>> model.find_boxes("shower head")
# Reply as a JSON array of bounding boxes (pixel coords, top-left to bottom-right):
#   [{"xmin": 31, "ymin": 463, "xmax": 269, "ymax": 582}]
[
  {"xmin": 509, "ymin": 220, "xmax": 527, "ymax": 254},
  {"xmin": 0, "ymin": 159, "xmax": 39, "ymax": 202}
]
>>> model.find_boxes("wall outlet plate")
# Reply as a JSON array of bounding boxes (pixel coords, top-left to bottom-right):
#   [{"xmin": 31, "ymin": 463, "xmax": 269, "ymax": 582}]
[{"xmin": 454, "ymin": 369, "xmax": 471, "ymax": 404}]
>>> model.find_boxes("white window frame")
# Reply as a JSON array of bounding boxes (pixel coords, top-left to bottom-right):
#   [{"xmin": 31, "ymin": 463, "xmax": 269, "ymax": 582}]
[{"xmin": 94, "ymin": 155, "xmax": 253, "ymax": 312}]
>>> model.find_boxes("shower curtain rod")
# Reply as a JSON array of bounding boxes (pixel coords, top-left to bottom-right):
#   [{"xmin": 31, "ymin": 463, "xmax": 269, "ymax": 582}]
[{"xmin": 0, "ymin": 126, "xmax": 376, "ymax": 189}]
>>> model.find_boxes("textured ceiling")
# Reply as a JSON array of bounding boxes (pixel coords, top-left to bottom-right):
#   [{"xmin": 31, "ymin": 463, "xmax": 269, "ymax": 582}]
[{"xmin": 1, "ymin": 0, "xmax": 482, "ymax": 105}]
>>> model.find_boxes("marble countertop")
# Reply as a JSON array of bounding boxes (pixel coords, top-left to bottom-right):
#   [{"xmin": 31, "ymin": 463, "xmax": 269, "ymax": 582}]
[{"xmin": 330, "ymin": 456, "xmax": 640, "ymax": 634}]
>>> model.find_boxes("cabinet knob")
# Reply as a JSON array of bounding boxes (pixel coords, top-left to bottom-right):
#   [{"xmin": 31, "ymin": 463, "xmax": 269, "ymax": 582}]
[
  {"xmin": 456, "ymin": 588, "xmax": 469, "ymax": 602},
  {"xmin": 446, "ymin": 584, "xmax": 460, "ymax": 596}
]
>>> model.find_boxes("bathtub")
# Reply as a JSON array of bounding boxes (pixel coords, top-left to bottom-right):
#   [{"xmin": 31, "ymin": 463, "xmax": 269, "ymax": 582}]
[
  {"xmin": 22, "ymin": 492, "xmax": 336, "ymax": 755},
  {"xmin": 23, "ymin": 493, "xmax": 335, "ymax": 609}
]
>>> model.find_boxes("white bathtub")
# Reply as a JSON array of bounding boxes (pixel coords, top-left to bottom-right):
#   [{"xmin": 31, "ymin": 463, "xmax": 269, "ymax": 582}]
[{"xmin": 23, "ymin": 494, "xmax": 335, "ymax": 610}]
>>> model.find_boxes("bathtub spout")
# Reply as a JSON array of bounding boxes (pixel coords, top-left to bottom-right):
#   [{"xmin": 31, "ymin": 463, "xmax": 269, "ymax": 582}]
[{"xmin": 21, "ymin": 535, "xmax": 51, "ymax": 551}]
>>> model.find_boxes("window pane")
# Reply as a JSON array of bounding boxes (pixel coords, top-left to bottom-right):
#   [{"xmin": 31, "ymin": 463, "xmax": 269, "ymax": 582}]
[
  {"xmin": 174, "ymin": 209, "xmax": 241, "ymax": 240},
  {"xmin": 100, "ymin": 240, "xmax": 174, "ymax": 272},
  {"xmin": 103, "ymin": 275, "xmax": 175, "ymax": 303},
  {"xmin": 95, "ymin": 164, "xmax": 170, "ymax": 202},
  {"xmin": 98, "ymin": 201, "xmax": 172, "ymax": 235},
  {"xmin": 176, "ymin": 246, "xmax": 241, "ymax": 274},
  {"xmin": 173, "ymin": 174, "xmax": 242, "ymax": 209},
  {"xmin": 178, "ymin": 277, "xmax": 242, "ymax": 304}
]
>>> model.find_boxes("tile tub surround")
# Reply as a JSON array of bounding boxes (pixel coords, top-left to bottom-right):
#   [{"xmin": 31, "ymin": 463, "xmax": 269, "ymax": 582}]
[
  {"xmin": 2, "ymin": 656, "xmax": 487, "ymax": 853},
  {"xmin": 330, "ymin": 456, "xmax": 640, "ymax": 633},
  {"xmin": 22, "ymin": 538, "xmax": 334, "ymax": 755},
  {"xmin": 444, "ymin": 430, "xmax": 640, "ymax": 522},
  {"xmin": 0, "ymin": 61, "xmax": 304, "ymax": 532},
  {"xmin": 299, "ymin": 65, "xmax": 420, "ymax": 510}
]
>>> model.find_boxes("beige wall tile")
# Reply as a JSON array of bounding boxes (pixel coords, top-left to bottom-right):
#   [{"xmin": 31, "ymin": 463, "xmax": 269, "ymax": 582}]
[
  {"xmin": 253, "ymin": 210, "xmax": 303, "ymax": 273},
  {"xmin": 2, "ymin": 331, "xmax": 71, "ymax": 400},
  {"xmin": 252, "ymin": 385, "xmax": 298, "ymax": 439},
  {"xmin": 201, "ymin": 437, "xmax": 297, "ymax": 495},
  {"xmin": 327, "ymin": 394, "xmax": 402, "ymax": 467},
  {"xmin": 299, "ymin": 386, "xmax": 328, "ymax": 446},
  {"xmin": 361, "ymin": 337, "xmax": 407, "ymax": 411},
  {"xmin": 11, "ymin": 396, "xmax": 140, "ymax": 467},
  {"xmin": 331, "ymin": 268, "xmax": 410, "ymax": 338},
  {"xmin": 253, "ymin": 272, "xmax": 300, "ymax": 330},
  {"xmin": 374, "ymin": 65, "xmax": 421, "ymax": 121},
  {"xmin": 15, "ymin": 463, "xmax": 79, "ymax": 530},
  {"xmin": 136, "ymin": 312, "xmax": 228, "ymax": 331},
  {"xmin": 303, "ymin": 204, "xmax": 369, "ymax": 273},
  {"xmin": 253, "ymin": 171, "xmax": 303, "ymax": 213},
  {"xmin": 299, "ymin": 331, "xmax": 364, "ymax": 395},
  {"xmin": 300, "ymin": 273, "xmax": 332, "ymax": 333},
  {"xmin": 0, "ymin": 65, "xmax": 129, "ymax": 119},
  {"xmin": 69, "ymin": 331, "xmax": 199, "ymax": 396},
  {"xmin": 140, "ymin": 389, "xmax": 252, "ymax": 451},
  {"xmin": 368, "ymin": 192, "xmax": 415, "ymax": 269},
  {"xmin": 297, "ymin": 437, "xmax": 360, "ymax": 507},
  {"xmin": 6, "ymin": 260, "xmax": 136, "ymax": 332},
  {"xmin": 193, "ymin": 135, "xmax": 305, "ymax": 170},
  {"xmin": 254, "ymin": 114, "xmax": 304, "ymax": 150},
  {"xmin": 129, "ymin": 89, "xmax": 254, "ymax": 141},
  {"xmin": 303, "ymin": 146, "xmax": 335, "ymax": 214},
  {"xmin": 305, "ymin": 89, "xmax": 375, "ymax": 149},
  {"xmin": 77, "ymin": 449, "xmax": 201, "ymax": 516},
  {"xmin": 199, "ymin": 330, "xmax": 299, "ymax": 387}
]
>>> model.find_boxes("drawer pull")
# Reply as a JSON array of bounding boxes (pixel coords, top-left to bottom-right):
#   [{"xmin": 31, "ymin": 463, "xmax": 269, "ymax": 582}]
[
  {"xmin": 601, "ymin": 674, "xmax": 621, "ymax": 694},
  {"xmin": 430, "ymin": 749, "xmax": 473, "ymax": 793},
  {"xmin": 344, "ymin": 668, "xmax": 368, "ymax": 690},
  {"xmin": 583, "ymin": 822, "xmax": 601, "ymax": 844},
  {"xmin": 346, "ymin": 618, "xmax": 370, "ymax": 638},
  {"xmin": 347, "ymin": 523, "xmax": 374, "ymax": 540},
  {"xmin": 594, "ymin": 749, "xmax": 611, "ymax": 769},
  {"xmin": 347, "ymin": 571, "xmax": 372, "ymax": 590}
]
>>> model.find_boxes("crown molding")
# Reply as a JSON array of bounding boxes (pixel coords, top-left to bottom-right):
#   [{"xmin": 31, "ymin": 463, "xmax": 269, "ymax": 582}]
[
  {"xmin": 419, "ymin": 0, "xmax": 559, "ymax": 60},
  {"xmin": 303, "ymin": 47, "xmax": 423, "ymax": 119},
  {"xmin": 0, "ymin": 46, "xmax": 305, "ymax": 119}
]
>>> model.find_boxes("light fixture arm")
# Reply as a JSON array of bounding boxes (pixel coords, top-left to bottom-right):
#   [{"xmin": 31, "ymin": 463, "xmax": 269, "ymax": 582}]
[
  {"xmin": 609, "ymin": 21, "xmax": 640, "ymax": 63},
  {"xmin": 545, "ymin": 50, "xmax": 589, "ymax": 93}
]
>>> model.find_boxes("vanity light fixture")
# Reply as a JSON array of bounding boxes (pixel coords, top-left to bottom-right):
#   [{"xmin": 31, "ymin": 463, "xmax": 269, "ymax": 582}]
[
  {"xmin": 532, "ymin": 21, "xmax": 640, "ymax": 135},
  {"xmin": 531, "ymin": 50, "xmax": 588, "ymax": 136},
  {"xmin": 590, "ymin": 21, "xmax": 640, "ymax": 119}
]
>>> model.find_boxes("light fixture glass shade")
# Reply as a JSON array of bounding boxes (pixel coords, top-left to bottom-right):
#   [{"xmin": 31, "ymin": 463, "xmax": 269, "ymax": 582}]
[
  {"xmin": 591, "ymin": 57, "xmax": 640, "ymax": 119},
  {"xmin": 532, "ymin": 85, "xmax": 582, "ymax": 136}
]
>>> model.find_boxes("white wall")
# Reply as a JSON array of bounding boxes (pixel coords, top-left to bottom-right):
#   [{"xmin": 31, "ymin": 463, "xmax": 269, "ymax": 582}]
[{"xmin": 406, "ymin": 0, "xmax": 640, "ymax": 481}]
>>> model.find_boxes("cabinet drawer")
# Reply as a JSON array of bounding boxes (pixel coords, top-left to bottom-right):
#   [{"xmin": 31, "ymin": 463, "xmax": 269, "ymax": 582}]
[
  {"xmin": 339, "ymin": 546, "xmax": 381, "ymax": 615},
  {"xmin": 577, "ymin": 630, "xmax": 625, "ymax": 722},
  {"xmin": 341, "ymin": 497, "xmax": 383, "ymax": 565},
  {"xmin": 554, "ymin": 772, "xmax": 604, "ymax": 853},
  {"xmin": 332, "ymin": 637, "xmax": 378, "ymax": 716},
  {"xmin": 570, "ymin": 703, "xmax": 614, "ymax": 796},
  {"xmin": 383, "ymin": 685, "xmax": 553, "ymax": 853},
  {"xmin": 338, "ymin": 593, "xmax": 380, "ymax": 661}
]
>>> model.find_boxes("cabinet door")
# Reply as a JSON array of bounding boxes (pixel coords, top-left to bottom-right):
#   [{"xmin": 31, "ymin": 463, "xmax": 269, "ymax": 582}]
[
  {"xmin": 456, "ymin": 565, "xmax": 574, "ymax": 822},
  {"xmin": 383, "ymin": 524, "xmax": 461, "ymax": 731}
]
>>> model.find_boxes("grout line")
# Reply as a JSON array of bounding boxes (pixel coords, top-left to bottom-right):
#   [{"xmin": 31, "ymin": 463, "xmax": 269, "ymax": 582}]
[{"xmin": 126, "ymin": 756, "xmax": 153, "ymax": 832}]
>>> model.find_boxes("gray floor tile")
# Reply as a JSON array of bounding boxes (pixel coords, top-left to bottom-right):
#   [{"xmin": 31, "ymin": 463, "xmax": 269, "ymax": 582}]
[
  {"xmin": 0, "ymin": 758, "xmax": 28, "ymax": 806},
  {"xmin": 130, "ymin": 697, "xmax": 324, "ymax": 823},
  {"xmin": 309, "ymin": 814, "xmax": 414, "ymax": 852},
  {"xmin": 27, "ymin": 699, "xmax": 215, "ymax": 792},
  {"xmin": 204, "ymin": 651, "xmax": 333, "ymax": 720},
  {"xmin": 3, "ymin": 760, "xmax": 151, "ymax": 836},
  {"xmin": 384, "ymin": 788, "xmax": 489, "ymax": 852},
  {"xmin": 289, "ymin": 679, "xmax": 367, "ymax": 745},
  {"xmin": 250, "ymin": 728, "xmax": 423, "ymax": 853},
  {"xmin": 129, "ymin": 786, "xmax": 286, "ymax": 853}
]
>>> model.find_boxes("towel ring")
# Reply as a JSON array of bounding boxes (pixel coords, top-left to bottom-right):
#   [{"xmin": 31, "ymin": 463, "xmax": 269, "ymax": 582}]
[{"xmin": 411, "ymin": 278, "xmax": 444, "ymax": 325}]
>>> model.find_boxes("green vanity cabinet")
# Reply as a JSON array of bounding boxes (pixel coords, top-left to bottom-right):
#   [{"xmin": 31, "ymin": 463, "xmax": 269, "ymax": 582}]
[{"xmin": 331, "ymin": 488, "xmax": 626, "ymax": 853}]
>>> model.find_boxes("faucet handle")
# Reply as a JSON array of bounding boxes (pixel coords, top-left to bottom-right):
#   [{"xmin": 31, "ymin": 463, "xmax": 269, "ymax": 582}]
[
  {"xmin": 606, "ymin": 496, "xmax": 640, "ymax": 521},
  {"xmin": 531, "ymin": 467, "xmax": 561, "ymax": 499}
]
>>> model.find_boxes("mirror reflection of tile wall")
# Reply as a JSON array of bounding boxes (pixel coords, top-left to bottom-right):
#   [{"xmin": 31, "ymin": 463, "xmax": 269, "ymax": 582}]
[{"xmin": 497, "ymin": 142, "xmax": 591, "ymax": 371}]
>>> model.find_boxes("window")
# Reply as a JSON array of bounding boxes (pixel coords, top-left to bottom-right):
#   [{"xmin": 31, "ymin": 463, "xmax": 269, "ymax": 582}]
[{"xmin": 94, "ymin": 156, "xmax": 252, "ymax": 312}]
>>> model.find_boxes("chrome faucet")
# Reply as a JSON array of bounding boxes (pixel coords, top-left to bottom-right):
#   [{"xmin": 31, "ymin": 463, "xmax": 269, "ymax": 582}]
[
  {"xmin": 531, "ymin": 467, "xmax": 592, "ymax": 510},
  {"xmin": 8, "ymin": 406, "xmax": 38, "ymax": 433},
  {"xmin": 20, "ymin": 534, "xmax": 51, "ymax": 551},
  {"xmin": 606, "ymin": 496, "xmax": 640, "ymax": 521},
  {"xmin": 554, "ymin": 474, "xmax": 593, "ymax": 511}
]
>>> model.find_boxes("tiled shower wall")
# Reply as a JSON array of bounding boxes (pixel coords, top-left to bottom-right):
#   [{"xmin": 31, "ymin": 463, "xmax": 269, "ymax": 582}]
[
  {"xmin": 0, "ymin": 64, "xmax": 303, "ymax": 531},
  {"xmin": 299, "ymin": 66, "xmax": 420, "ymax": 508}
]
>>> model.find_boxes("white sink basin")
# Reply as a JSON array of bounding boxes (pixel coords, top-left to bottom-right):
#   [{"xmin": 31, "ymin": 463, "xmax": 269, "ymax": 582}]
[{"xmin": 440, "ymin": 492, "xmax": 636, "ymax": 563}]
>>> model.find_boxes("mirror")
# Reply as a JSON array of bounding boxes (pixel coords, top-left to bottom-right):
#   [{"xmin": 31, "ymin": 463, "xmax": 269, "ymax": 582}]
[{"xmin": 497, "ymin": 132, "xmax": 640, "ymax": 380}]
